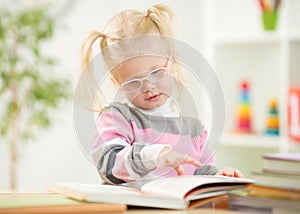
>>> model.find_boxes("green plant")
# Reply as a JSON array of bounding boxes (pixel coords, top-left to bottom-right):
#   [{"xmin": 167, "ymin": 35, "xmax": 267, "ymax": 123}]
[{"xmin": 0, "ymin": 5, "xmax": 71, "ymax": 190}]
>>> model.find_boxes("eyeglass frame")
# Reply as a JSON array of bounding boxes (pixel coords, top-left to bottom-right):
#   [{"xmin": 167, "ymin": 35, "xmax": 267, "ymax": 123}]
[{"xmin": 119, "ymin": 57, "xmax": 173, "ymax": 93}]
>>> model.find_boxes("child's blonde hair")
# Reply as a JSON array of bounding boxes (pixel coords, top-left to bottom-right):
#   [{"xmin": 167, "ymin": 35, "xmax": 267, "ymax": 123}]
[{"xmin": 78, "ymin": 4, "xmax": 181, "ymax": 111}]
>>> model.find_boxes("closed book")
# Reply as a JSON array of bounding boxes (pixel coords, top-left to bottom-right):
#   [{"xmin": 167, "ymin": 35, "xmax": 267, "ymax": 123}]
[
  {"xmin": 262, "ymin": 153, "xmax": 300, "ymax": 175},
  {"xmin": 229, "ymin": 190, "xmax": 300, "ymax": 212},
  {"xmin": 251, "ymin": 171, "xmax": 300, "ymax": 190},
  {"xmin": 247, "ymin": 184, "xmax": 300, "ymax": 201}
]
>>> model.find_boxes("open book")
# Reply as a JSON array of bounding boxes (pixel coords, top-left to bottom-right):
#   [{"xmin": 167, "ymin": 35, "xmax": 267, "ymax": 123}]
[{"xmin": 50, "ymin": 175, "xmax": 253, "ymax": 209}]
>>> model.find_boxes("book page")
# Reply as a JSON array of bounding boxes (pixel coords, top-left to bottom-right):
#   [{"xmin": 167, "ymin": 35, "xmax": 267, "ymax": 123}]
[
  {"xmin": 52, "ymin": 183, "xmax": 188, "ymax": 209},
  {"xmin": 141, "ymin": 175, "xmax": 253, "ymax": 199}
]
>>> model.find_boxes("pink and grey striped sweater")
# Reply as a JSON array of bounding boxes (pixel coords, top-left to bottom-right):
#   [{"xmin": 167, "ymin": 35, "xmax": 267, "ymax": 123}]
[{"xmin": 90, "ymin": 100, "xmax": 216, "ymax": 184}]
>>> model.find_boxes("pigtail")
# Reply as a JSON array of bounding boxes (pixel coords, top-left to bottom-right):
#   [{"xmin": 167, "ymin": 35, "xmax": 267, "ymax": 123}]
[
  {"xmin": 81, "ymin": 30, "xmax": 106, "ymax": 71},
  {"xmin": 142, "ymin": 4, "xmax": 176, "ymax": 37},
  {"xmin": 76, "ymin": 31, "xmax": 107, "ymax": 112}
]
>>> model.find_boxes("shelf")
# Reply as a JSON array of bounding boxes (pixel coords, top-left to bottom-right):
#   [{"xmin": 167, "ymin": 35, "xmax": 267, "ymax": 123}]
[
  {"xmin": 213, "ymin": 32, "xmax": 300, "ymax": 46},
  {"xmin": 286, "ymin": 139, "xmax": 300, "ymax": 152},
  {"xmin": 214, "ymin": 32, "xmax": 284, "ymax": 46},
  {"xmin": 209, "ymin": 0, "xmax": 300, "ymax": 154},
  {"xmin": 221, "ymin": 132, "xmax": 280, "ymax": 149},
  {"xmin": 289, "ymin": 32, "xmax": 300, "ymax": 42}
]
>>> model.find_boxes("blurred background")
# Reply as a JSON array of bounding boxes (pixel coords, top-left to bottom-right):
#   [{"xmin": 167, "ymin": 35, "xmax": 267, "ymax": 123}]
[{"xmin": 0, "ymin": 0, "xmax": 300, "ymax": 192}]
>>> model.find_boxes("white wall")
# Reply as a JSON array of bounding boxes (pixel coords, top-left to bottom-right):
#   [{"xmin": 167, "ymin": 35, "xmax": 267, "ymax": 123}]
[{"xmin": 0, "ymin": 0, "xmax": 208, "ymax": 191}]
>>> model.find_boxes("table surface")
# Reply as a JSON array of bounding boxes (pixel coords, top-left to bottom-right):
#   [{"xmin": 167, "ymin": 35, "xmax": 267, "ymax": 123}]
[
  {"xmin": 122, "ymin": 208, "xmax": 245, "ymax": 214},
  {"xmin": 0, "ymin": 193, "xmax": 249, "ymax": 214}
]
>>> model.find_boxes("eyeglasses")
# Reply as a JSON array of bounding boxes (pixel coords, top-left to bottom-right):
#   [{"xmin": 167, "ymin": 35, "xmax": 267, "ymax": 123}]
[{"xmin": 120, "ymin": 57, "xmax": 172, "ymax": 93}]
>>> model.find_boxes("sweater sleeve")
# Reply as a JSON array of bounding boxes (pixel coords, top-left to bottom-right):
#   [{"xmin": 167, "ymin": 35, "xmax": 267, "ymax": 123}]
[
  {"xmin": 194, "ymin": 164, "xmax": 219, "ymax": 175},
  {"xmin": 89, "ymin": 109, "xmax": 166, "ymax": 184}
]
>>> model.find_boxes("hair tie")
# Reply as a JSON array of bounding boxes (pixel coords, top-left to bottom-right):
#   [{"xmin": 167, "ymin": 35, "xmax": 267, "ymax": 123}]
[
  {"xmin": 145, "ymin": 9, "xmax": 153, "ymax": 18},
  {"xmin": 101, "ymin": 33, "xmax": 106, "ymax": 39}
]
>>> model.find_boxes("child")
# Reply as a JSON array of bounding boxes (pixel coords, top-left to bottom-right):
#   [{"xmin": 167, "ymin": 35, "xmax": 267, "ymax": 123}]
[{"xmin": 80, "ymin": 4, "xmax": 243, "ymax": 184}]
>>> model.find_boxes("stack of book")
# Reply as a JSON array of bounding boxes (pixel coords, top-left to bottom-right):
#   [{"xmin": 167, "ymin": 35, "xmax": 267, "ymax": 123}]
[
  {"xmin": 251, "ymin": 153, "xmax": 300, "ymax": 191},
  {"xmin": 229, "ymin": 153, "xmax": 300, "ymax": 213}
]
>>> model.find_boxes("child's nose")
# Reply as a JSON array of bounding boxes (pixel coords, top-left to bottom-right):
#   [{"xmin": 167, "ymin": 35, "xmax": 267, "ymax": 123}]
[{"xmin": 142, "ymin": 80, "xmax": 154, "ymax": 92}]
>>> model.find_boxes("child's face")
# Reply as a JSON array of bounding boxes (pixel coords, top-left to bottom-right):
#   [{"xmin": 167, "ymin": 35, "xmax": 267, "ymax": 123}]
[{"xmin": 114, "ymin": 56, "xmax": 174, "ymax": 110}]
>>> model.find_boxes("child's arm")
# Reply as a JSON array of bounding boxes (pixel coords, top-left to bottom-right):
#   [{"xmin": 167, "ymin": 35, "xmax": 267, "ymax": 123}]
[
  {"xmin": 91, "ymin": 137, "xmax": 166, "ymax": 184},
  {"xmin": 194, "ymin": 165, "xmax": 219, "ymax": 175},
  {"xmin": 90, "ymin": 109, "xmax": 158, "ymax": 184}
]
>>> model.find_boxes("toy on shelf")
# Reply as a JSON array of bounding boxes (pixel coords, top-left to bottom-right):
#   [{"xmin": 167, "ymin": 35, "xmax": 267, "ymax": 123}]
[
  {"xmin": 265, "ymin": 98, "xmax": 280, "ymax": 136},
  {"xmin": 235, "ymin": 80, "xmax": 252, "ymax": 133},
  {"xmin": 258, "ymin": 0, "xmax": 281, "ymax": 31}
]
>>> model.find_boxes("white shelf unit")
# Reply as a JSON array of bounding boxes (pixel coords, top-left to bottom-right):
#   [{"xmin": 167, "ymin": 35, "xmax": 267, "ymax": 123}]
[
  {"xmin": 222, "ymin": 132, "xmax": 280, "ymax": 149},
  {"xmin": 206, "ymin": 0, "xmax": 300, "ymax": 154}
]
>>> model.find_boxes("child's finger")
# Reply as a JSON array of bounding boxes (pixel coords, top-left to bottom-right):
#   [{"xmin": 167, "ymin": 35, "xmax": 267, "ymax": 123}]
[
  {"xmin": 234, "ymin": 169, "xmax": 244, "ymax": 178},
  {"xmin": 175, "ymin": 165, "xmax": 185, "ymax": 176},
  {"xmin": 217, "ymin": 168, "xmax": 234, "ymax": 177},
  {"xmin": 183, "ymin": 156, "xmax": 202, "ymax": 168}
]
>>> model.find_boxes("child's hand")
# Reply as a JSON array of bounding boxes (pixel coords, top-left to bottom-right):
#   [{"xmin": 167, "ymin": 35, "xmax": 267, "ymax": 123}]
[
  {"xmin": 157, "ymin": 147, "xmax": 202, "ymax": 175},
  {"xmin": 216, "ymin": 167, "xmax": 244, "ymax": 178}
]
